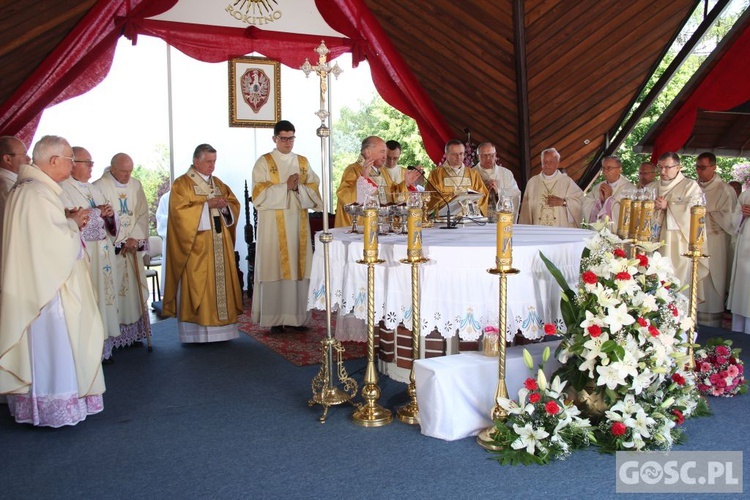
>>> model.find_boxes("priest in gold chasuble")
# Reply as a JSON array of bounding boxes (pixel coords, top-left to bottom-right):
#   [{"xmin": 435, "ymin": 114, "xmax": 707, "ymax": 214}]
[
  {"xmin": 425, "ymin": 140, "xmax": 488, "ymax": 217},
  {"xmin": 163, "ymin": 144, "xmax": 243, "ymax": 343}
]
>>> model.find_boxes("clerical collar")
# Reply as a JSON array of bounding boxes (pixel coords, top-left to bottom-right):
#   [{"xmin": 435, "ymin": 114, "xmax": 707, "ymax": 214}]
[
  {"xmin": 444, "ymin": 163, "xmax": 463, "ymax": 175},
  {"xmin": 660, "ymin": 171, "xmax": 684, "ymax": 187},
  {"xmin": 542, "ymin": 170, "xmax": 560, "ymax": 180},
  {"xmin": 274, "ymin": 148, "xmax": 292, "ymax": 158},
  {"xmin": 698, "ymin": 174, "xmax": 716, "ymax": 188},
  {"xmin": 195, "ymin": 171, "xmax": 211, "ymax": 182}
]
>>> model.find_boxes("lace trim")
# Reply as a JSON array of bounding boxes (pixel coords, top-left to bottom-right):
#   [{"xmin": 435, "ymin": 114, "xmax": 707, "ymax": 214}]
[{"xmin": 7, "ymin": 393, "xmax": 103, "ymax": 428}]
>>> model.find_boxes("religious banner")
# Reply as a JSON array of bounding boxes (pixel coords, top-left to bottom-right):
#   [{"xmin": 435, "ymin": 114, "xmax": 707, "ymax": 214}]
[{"xmin": 228, "ymin": 56, "xmax": 281, "ymax": 128}]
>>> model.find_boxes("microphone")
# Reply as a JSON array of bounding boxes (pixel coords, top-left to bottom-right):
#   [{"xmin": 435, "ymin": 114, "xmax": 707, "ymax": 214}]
[{"xmin": 409, "ymin": 166, "xmax": 458, "ymax": 229}]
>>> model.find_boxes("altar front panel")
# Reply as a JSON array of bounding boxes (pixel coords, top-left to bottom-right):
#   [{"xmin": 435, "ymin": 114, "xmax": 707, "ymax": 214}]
[{"xmin": 308, "ymin": 225, "xmax": 591, "ymax": 342}]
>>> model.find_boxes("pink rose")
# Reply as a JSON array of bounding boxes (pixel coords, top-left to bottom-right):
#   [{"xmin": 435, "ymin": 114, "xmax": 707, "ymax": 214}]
[
  {"xmin": 715, "ymin": 345, "xmax": 730, "ymax": 356},
  {"xmin": 700, "ymin": 362, "xmax": 712, "ymax": 373},
  {"xmin": 711, "ymin": 386, "xmax": 725, "ymax": 396},
  {"xmin": 716, "ymin": 356, "xmax": 727, "ymax": 365}
]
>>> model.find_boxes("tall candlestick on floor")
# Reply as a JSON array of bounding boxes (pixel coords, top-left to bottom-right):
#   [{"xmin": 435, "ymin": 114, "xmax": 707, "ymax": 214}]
[
  {"xmin": 397, "ymin": 201, "xmax": 429, "ymax": 424},
  {"xmin": 477, "ymin": 210, "xmax": 519, "ymax": 450},
  {"xmin": 353, "ymin": 207, "xmax": 392, "ymax": 427},
  {"xmin": 682, "ymin": 204, "xmax": 708, "ymax": 370}
]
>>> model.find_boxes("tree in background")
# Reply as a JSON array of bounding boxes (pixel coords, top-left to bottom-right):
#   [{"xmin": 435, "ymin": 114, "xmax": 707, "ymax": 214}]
[
  {"xmin": 332, "ymin": 94, "xmax": 432, "ymax": 207},
  {"xmin": 615, "ymin": 2, "xmax": 749, "ymax": 186},
  {"xmin": 132, "ymin": 144, "xmax": 170, "ymax": 235}
]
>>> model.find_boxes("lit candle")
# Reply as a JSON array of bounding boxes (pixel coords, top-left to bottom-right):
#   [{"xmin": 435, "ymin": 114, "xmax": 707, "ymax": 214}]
[
  {"xmin": 638, "ymin": 200, "xmax": 654, "ymax": 243},
  {"xmin": 363, "ymin": 207, "xmax": 379, "ymax": 259},
  {"xmin": 407, "ymin": 206, "xmax": 423, "ymax": 260},
  {"xmin": 496, "ymin": 210, "xmax": 513, "ymax": 268},
  {"xmin": 689, "ymin": 205, "xmax": 706, "ymax": 250},
  {"xmin": 618, "ymin": 198, "xmax": 631, "ymax": 239},
  {"xmin": 628, "ymin": 200, "xmax": 642, "ymax": 241}
]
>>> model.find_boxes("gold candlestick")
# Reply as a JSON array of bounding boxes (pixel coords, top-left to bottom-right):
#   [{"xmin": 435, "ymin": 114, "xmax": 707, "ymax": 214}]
[
  {"xmin": 353, "ymin": 209, "xmax": 391, "ymax": 427},
  {"xmin": 397, "ymin": 205, "xmax": 429, "ymax": 424},
  {"xmin": 628, "ymin": 200, "xmax": 643, "ymax": 257},
  {"xmin": 682, "ymin": 204, "xmax": 708, "ymax": 370},
  {"xmin": 477, "ymin": 210, "xmax": 519, "ymax": 450},
  {"xmin": 637, "ymin": 200, "xmax": 655, "ymax": 249},
  {"xmin": 618, "ymin": 197, "xmax": 632, "ymax": 240}
]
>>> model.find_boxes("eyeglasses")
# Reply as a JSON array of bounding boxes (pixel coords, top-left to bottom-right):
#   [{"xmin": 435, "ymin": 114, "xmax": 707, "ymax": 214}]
[
  {"xmin": 53, "ymin": 155, "xmax": 76, "ymax": 163},
  {"xmin": 74, "ymin": 160, "xmax": 95, "ymax": 166},
  {"xmin": 275, "ymin": 136, "xmax": 296, "ymax": 143},
  {"xmin": 479, "ymin": 153, "xmax": 497, "ymax": 157},
  {"xmin": 657, "ymin": 163, "xmax": 679, "ymax": 170}
]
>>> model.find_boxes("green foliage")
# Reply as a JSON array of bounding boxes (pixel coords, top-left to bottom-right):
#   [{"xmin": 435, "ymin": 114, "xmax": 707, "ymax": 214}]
[
  {"xmin": 332, "ymin": 93, "xmax": 432, "ymax": 206},
  {"xmin": 132, "ymin": 144, "xmax": 170, "ymax": 235}
]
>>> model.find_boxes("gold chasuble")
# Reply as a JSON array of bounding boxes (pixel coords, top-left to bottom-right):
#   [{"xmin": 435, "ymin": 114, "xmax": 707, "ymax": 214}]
[
  {"xmin": 425, "ymin": 163, "xmax": 489, "ymax": 216},
  {"xmin": 163, "ymin": 168, "xmax": 243, "ymax": 329}
]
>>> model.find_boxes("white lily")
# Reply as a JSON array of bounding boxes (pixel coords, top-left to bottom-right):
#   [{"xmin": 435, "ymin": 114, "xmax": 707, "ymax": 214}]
[
  {"xmin": 605, "ymin": 302, "xmax": 636, "ymax": 333},
  {"xmin": 511, "ymin": 423, "xmax": 550, "ymax": 454},
  {"xmin": 646, "ymin": 251, "xmax": 674, "ymax": 281},
  {"xmin": 593, "ymin": 283, "xmax": 620, "ymax": 308},
  {"xmin": 546, "ymin": 375, "xmax": 567, "ymax": 399},
  {"xmin": 596, "ymin": 361, "xmax": 637, "ymax": 391}
]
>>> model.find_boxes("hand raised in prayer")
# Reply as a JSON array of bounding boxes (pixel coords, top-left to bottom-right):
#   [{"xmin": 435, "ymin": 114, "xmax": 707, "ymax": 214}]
[
  {"xmin": 67, "ymin": 207, "xmax": 91, "ymax": 230},
  {"xmin": 98, "ymin": 203, "xmax": 114, "ymax": 218},
  {"xmin": 405, "ymin": 169, "xmax": 421, "ymax": 187},
  {"xmin": 286, "ymin": 173, "xmax": 300, "ymax": 192},
  {"xmin": 654, "ymin": 196, "xmax": 668, "ymax": 210},
  {"xmin": 488, "ymin": 180, "xmax": 498, "ymax": 192},
  {"xmin": 599, "ymin": 183, "xmax": 613, "ymax": 202},
  {"xmin": 360, "ymin": 158, "xmax": 375, "ymax": 179},
  {"xmin": 207, "ymin": 197, "xmax": 228, "ymax": 210}
]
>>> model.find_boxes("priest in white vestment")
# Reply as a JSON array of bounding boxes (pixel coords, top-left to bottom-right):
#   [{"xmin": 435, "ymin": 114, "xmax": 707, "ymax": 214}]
[
  {"xmin": 471, "ymin": 142, "xmax": 521, "ymax": 222},
  {"xmin": 727, "ymin": 188, "xmax": 750, "ymax": 333},
  {"xmin": 652, "ymin": 152, "xmax": 708, "ymax": 296},
  {"xmin": 0, "ymin": 135, "xmax": 105, "ymax": 427},
  {"xmin": 0, "ymin": 136, "xmax": 29, "ymax": 288},
  {"xmin": 638, "ymin": 161, "xmax": 658, "ymax": 189},
  {"xmin": 251, "ymin": 121, "xmax": 323, "ymax": 332},
  {"xmin": 694, "ymin": 153, "xmax": 739, "ymax": 326},
  {"xmin": 61, "ymin": 146, "xmax": 121, "ymax": 359},
  {"xmin": 94, "ymin": 153, "xmax": 150, "ymax": 347},
  {"xmin": 582, "ymin": 155, "xmax": 635, "ymax": 226},
  {"xmin": 519, "ymin": 148, "xmax": 583, "ymax": 227}
]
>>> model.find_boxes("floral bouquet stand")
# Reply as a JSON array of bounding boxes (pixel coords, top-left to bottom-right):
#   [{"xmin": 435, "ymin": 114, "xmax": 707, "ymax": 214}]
[{"xmin": 695, "ymin": 338, "xmax": 747, "ymax": 397}]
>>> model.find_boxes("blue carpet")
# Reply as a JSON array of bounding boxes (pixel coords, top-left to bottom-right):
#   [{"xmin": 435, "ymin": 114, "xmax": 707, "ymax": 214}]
[{"xmin": 0, "ymin": 320, "xmax": 748, "ymax": 499}]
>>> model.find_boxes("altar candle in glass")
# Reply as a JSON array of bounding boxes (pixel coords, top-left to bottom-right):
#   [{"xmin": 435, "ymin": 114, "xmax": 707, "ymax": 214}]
[
  {"xmin": 618, "ymin": 198, "xmax": 631, "ymax": 239},
  {"xmin": 496, "ymin": 210, "xmax": 513, "ymax": 268},
  {"xmin": 363, "ymin": 207, "xmax": 378, "ymax": 257},
  {"xmin": 628, "ymin": 200, "xmax": 642, "ymax": 240},
  {"xmin": 407, "ymin": 206, "xmax": 423, "ymax": 259},
  {"xmin": 638, "ymin": 200, "xmax": 654, "ymax": 243},
  {"xmin": 689, "ymin": 205, "xmax": 706, "ymax": 249}
]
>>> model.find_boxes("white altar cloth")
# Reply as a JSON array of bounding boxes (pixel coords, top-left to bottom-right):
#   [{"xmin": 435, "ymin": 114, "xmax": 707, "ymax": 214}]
[
  {"xmin": 308, "ymin": 225, "xmax": 591, "ymax": 341},
  {"xmin": 414, "ymin": 341, "xmax": 562, "ymax": 441}
]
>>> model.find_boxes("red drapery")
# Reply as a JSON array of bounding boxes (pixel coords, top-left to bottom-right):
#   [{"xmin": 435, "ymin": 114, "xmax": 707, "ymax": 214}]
[
  {"xmin": 0, "ymin": 0, "xmax": 450, "ymax": 162},
  {"xmin": 650, "ymin": 23, "xmax": 750, "ymax": 160}
]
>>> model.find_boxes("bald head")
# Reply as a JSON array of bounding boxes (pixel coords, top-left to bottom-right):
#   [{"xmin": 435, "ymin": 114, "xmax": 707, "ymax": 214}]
[
  {"xmin": 110, "ymin": 153, "xmax": 134, "ymax": 184},
  {"xmin": 361, "ymin": 136, "xmax": 387, "ymax": 168}
]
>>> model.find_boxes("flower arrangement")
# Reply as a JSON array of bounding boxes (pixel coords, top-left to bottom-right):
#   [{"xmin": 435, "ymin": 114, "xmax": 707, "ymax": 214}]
[
  {"xmin": 489, "ymin": 346, "xmax": 594, "ymax": 465},
  {"xmin": 694, "ymin": 338, "xmax": 747, "ymax": 397},
  {"xmin": 540, "ymin": 224, "xmax": 709, "ymax": 453},
  {"xmin": 731, "ymin": 163, "xmax": 750, "ymax": 191}
]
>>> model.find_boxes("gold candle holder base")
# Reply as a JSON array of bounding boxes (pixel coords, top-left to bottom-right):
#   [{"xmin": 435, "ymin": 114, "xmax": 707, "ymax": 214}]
[
  {"xmin": 352, "ymin": 363, "xmax": 392, "ymax": 427},
  {"xmin": 309, "ymin": 336, "xmax": 358, "ymax": 423},
  {"xmin": 396, "ymin": 390, "xmax": 419, "ymax": 424}
]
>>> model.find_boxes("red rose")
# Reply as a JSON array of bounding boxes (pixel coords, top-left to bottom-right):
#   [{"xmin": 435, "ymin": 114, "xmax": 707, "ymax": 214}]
[
  {"xmin": 524, "ymin": 378, "xmax": 538, "ymax": 391},
  {"xmin": 672, "ymin": 409, "xmax": 684, "ymax": 425},
  {"xmin": 637, "ymin": 317, "xmax": 648, "ymax": 327},
  {"xmin": 614, "ymin": 248, "xmax": 627, "ymax": 258},
  {"xmin": 582, "ymin": 270, "xmax": 598, "ymax": 284},
  {"xmin": 545, "ymin": 400, "xmax": 560, "ymax": 415},
  {"xmin": 611, "ymin": 422, "xmax": 627, "ymax": 436},
  {"xmin": 648, "ymin": 325, "xmax": 660, "ymax": 337},
  {"xmin": 671, "ymin": 373, "xmax": 685, "ymax": 386},
  {"xmin": 587, "ymin": 325, "xmax": 602, "ymax": 338},
  {"xmin": 636, "ymin": 254, "xmax": 649, "ymax": 267},
  {"xmin": 529, "ymin": 392, "xmax": 541, "ymax": 404},
  {"xmin": 544, "ymin": 323, "xmax": 557, "ymax": 336},
  {"xmin": 615, "ymin": 271, "xmax": 631, "ymax": 281}
]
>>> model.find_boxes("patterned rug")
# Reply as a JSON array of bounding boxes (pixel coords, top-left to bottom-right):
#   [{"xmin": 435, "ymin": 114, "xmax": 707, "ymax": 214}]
[{"xmin": 237, "ymin": 306, "xmax": 366, "ymax": 367}]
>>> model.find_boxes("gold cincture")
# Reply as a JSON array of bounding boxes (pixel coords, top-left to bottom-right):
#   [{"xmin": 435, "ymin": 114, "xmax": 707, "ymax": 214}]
[
  {"xmin": 303, "ymin": 41, "xmax": 357, "ymax": 422},
  {"xmin": 477, "ymin": 210, "xmax": 519, "ymax": 450}
]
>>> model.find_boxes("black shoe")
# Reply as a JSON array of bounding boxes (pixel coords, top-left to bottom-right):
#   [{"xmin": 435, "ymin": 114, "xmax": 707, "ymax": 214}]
[
  {"xmin": 270, "ymin": 325, "xmax": 285, "ymax": 334},
  {"xmin": 287, "ymin": 325, "xmax": 310, "ymax": 332}
]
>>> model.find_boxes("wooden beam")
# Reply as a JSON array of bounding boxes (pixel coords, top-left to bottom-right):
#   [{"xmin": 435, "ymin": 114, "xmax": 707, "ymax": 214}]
[{"xmin": 514, "ymin": 0, "xmax": 531, "ymax": 188}]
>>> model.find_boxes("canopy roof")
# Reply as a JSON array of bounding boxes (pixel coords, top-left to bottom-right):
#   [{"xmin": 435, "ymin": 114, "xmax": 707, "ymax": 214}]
[
  {"xmin": 636, "ymin": 6, "xmax": 750, "ymax": 159},
  {"xmin": 0, "ymin": 0, "xmax": 703, "ymax": 185}
]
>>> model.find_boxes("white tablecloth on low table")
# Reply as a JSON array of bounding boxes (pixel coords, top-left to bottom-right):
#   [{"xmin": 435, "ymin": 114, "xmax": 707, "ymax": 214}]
[
  {"xmin": 414, "ymin": 340, "xmax": 562, "ymax": 441},
  {"xmin": 308, "ymin": 225, "xmax": 591, "ymax": 341}
]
